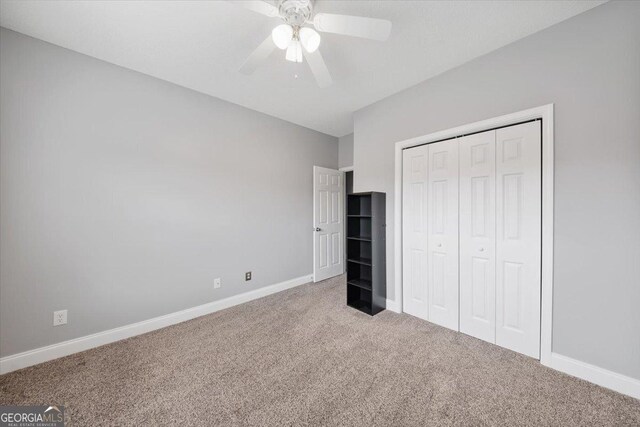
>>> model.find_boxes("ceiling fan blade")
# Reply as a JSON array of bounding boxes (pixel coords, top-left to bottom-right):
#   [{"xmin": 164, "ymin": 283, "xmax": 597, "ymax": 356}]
[
  {"xmin": 303, "ymin": 49, "xmax": 332, "ymax": 88},
  {"xmin": 313, "ymin": 13, "xmax": 392, "ymax": 41},
  {"xmin": 235, "ymin": 1, "xmax": 279, "ymax": 18},
  {"xmin": 239, "ymin": 36, "xmax": 276, "ymax": 75}
]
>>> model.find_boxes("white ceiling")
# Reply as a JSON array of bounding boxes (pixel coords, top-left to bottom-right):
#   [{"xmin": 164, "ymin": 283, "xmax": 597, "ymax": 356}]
[{"xmin": 0, "ymin": 0, "xmax": 605, "ymax": 137}]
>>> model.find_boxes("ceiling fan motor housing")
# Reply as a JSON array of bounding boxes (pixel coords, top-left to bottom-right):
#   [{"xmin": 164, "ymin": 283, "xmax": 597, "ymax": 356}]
[{"xmin": 278, "ymin": 0, "xmax": 313, "ymax": 27}]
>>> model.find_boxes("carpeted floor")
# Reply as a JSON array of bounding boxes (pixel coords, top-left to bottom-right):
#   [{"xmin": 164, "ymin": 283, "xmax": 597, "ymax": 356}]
[{"xmin": 1, "ymin": 275, "xmax": 639, "ymax": 426}]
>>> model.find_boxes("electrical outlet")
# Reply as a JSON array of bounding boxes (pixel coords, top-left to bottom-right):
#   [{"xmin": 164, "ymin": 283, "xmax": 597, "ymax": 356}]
[
  {"xmin": 214, "ymin": 277, "xmax": 221, "ymax": 289},
  {"xmin": 53, "ymin": 310, "xmax": 67, "ymax": 326},
  {"xmin": 245, "ymin": 271, "xmax": 252, "ymax": 281}
]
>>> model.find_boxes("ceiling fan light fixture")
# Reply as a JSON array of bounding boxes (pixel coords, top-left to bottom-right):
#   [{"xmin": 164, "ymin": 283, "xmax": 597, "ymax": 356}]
[
  {"xmin": 272, "ymin": 24, "xmax": 293, "ymax": 50},
  {"xmin": 299, "ymin": 27, "xmax": 321, "ymax": 53},
  {"xmin": 285, "ymin": 39, "xmax": 303, "ymax": 63},
  {"xmin": 237, "ymin": 0, "xmax": 394, "ymax": 87}
]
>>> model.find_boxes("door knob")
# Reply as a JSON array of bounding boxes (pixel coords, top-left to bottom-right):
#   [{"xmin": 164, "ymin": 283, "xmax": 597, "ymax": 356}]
[
  {"xmin": 437, "ymin": 243, "xmax": 442, "ymax": 247},
  {"xmin": 479, "ymin": 248, "xmax": 485, "ymax": 252},
  {"xmin": 315, "ymin": 227, "xmax": 322, "ymax": 232}
]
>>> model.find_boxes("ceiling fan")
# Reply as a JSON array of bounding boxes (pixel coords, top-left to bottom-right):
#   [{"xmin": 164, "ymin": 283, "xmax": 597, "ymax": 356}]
[{"xmin": 235, "ymin": 0, "xmax": 392, "ymax": 87}]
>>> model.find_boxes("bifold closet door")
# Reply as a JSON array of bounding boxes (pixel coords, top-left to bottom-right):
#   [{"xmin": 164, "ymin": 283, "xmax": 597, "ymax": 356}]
[
  {"xmin": 495, "ymin": 121, "xmax": 541, "ymax": 359},
  {"xmin": 459, "ymin": 131, "xmax": 496, "ymax": 343},
  {"xmin": 402, "ymin": 145, "xmax": 429, "ymax": 320},
  {"xmin": 402, "ymin": 140, "xmax": 459, "ymax": 329},
  {"xmin": 426, "ymin": 139, "xmax": 459, "ymax": 330},
  {"xmin": 403, "ymin": 121, "xmax": 542, "ymax": 357}
]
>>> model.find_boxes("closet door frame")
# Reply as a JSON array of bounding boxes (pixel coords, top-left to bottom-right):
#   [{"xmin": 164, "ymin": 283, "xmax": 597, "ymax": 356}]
[{"xmin": 394, "ymin": 104, "xmax": 554, "ymax": 366}]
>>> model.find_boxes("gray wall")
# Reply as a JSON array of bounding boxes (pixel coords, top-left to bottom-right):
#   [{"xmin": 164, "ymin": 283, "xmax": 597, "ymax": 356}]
[
  {"xmin": 0, "ymin": 28, "xmax": 338, "ymax": 357},
  {"xmin": 338, "ymin": 133, "xmax": 354, "ymax": 169},
  {"xmin": 353, "ymin": 1, "xmax": 640, "ymax": 380}
]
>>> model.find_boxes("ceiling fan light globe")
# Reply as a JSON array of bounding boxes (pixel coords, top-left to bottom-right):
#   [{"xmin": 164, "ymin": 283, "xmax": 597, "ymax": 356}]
[
  {"xmin": 299, "ymin": 27, "xmax": 321, "ymax": 53},
  {"xmin": 272, "ymin": 24, "xmax": 293, "ymax": 50},
  {"xmin": 285, "ymin": 40, "xmax": 303, "ymax": 63}
]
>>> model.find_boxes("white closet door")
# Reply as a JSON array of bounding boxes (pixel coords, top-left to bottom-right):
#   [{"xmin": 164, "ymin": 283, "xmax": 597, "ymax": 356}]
[
  {"xmin": 496, "ymin": 121, "xmax": 541, "ymax": 358},
  {"xmin": 459, "ymin": 131, "xmax": 496, "ymax": 343},
  {"xmin": 402, "ymin": 145, "xmax": 429, "ymax": 320},
  {"xmin": 427, "ymin": 140, "xmax": 459, "ymax": 330}
]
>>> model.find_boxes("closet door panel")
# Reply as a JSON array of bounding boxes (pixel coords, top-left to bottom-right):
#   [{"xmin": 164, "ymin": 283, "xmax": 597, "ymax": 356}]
[
  {"xmin": 402, "ymin": 145, "xmax": 429, "ymax": 320},
  {"xmin": 427, "ymin": 139, "xmax": 459, "ymax": 331},
  {"xmin": 459, "ymin": 131, "xmax": 496, "ymax": 343},
  {"xmin": 495, "ymin": 121, "xmax": 541, "ymax": 358}
]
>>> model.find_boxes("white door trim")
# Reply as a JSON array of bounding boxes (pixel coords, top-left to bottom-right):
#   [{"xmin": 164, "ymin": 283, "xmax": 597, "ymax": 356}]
[{"xmin": 393, "ymin": 104, "xmax": 554, "ymax": 366}]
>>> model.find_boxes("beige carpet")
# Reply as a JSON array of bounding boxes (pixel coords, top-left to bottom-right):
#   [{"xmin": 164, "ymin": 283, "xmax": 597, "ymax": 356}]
[{"xmin": 1, "ymin": 275, "xmax": 639, "ymax": 426}]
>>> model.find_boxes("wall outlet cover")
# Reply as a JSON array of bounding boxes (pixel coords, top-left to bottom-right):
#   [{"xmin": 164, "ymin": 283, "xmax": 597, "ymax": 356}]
[
  {"xmin": 214, "ymin": 278, "xmax": 221, "ymax": 289},
  {"xmin": 53, "ymin": 310, "xmax": 67, "ymax": 326},
  {"xmin": 245, "ymin": 272, "xmax": 252, "ymax": 281}
]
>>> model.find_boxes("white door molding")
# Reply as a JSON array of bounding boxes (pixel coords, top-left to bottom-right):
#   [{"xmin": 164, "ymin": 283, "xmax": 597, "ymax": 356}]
[{"xmin": 393, "ymin": 104, "xmax": 554, "ymax": 366}]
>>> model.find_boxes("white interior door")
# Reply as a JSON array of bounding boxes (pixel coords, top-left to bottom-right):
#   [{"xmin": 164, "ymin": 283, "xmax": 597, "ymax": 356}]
[
  {"xmin": 313, "ymin": 166, "xmax": 344, "ymax": 282},
  {"xmin": 495, "ymin": 121, "xmax": 541, "ymax": 358},
  {"xmin": 402, "ymin": 145, "xmax": 429, "ymax": 320},
  {"xmin": 459, "ymin": 130, "xmax": 497, "ymax": 343},
  {"xmin": 426, "ymin": 139, "xmax": 459, "ymax": 330}
]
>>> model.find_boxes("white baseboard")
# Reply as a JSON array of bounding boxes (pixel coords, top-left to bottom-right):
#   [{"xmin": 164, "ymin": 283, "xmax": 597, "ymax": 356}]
[
  {"xmin": 4, "ymin": 281, "xmax": 638, "ymax": 401},
  {"xmin": 0, "ymin": 274, "xmax": 312, "ymax": 375},
  {"xmin": 385, "ymin": 298, "xmax": 401, "ymax": 313},
  {"xmin": 548, "ymin": 352, "xmax": 640, "ymax": 400},
  {"xmin": 381, "ymin": 300, "xmax": 639, "ymax": 400}
]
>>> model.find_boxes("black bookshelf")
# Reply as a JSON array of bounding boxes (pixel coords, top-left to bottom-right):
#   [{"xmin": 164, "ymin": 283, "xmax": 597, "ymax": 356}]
[{"xmin": 346, "ymin": 192, "xmax": 386, "ymax": 315}]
